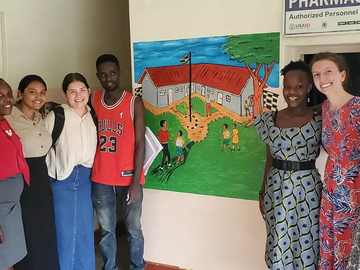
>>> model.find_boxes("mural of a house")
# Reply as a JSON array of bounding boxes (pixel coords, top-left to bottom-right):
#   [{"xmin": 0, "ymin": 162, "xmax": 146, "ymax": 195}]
[{"xmin": 137, "ymin": 63, "xmax": 265, "ymax": 116}]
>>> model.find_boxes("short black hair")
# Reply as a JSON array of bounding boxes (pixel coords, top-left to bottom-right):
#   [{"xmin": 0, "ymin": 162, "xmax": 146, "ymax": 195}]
[
  {"xmin": 233, "ymin": 123, "xmax": 236, "ymax": 127},
  {"xmin": 160, "ymin": 120, "xmax": 166, "ymax": 127},
  {"xmin": 281, "ymin": 60, "xmax": 312, "ymax": 84},
  {"xmin": 178, "ymin": 130, "xmax": 183, "ymax": 136},
  {"xmin": 223, "ymin": 124, "xmax": 228, "ymax": 129},
  {"xmin": 96, "ymin": 54, "xmax": 120, "ymax": 70}
]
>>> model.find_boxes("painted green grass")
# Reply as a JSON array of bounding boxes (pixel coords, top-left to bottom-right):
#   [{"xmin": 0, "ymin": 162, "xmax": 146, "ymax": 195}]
[
  {"xmin": 191, "ymin": 97, "xmax": 217, "ymax": 116},
  {"xmin": 176, "ymin": 98, "xmax": 217, "ymax": 116},
  {"xmin": 144, "ymin": 109, "xmax": 266, "ymax": 200},
  {"xmin": 176, "ymin": 102, "xmax": 187, "ymax": 115}
]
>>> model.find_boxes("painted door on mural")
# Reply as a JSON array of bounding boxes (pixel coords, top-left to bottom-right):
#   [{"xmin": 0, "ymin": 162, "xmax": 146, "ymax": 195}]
[
  {"xmin": 168, "ymin": 89, "xmax": 173, "ymax": 104},
  {"xmin": 133, "ymin": 32, "xmax": 280, "ymax": 200},
  {"xmin": 217, "ymin": 92, "xmax": 223, "ymax": 104}
]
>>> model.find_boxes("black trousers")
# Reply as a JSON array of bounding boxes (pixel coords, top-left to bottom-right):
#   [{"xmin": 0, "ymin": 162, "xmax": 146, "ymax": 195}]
[{"xmin": 161, "ymin": 143, "xmax": 170, "ymax": 166}]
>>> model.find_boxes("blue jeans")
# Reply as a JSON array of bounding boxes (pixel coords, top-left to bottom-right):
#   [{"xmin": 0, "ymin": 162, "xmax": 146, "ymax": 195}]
[
  {"xmin": 92, "ymin": 182, "xmax": 146, "ymax": 270},
  {"xmin": 50, "ymin": 165, "xmax": 95, "ymax": 270}
]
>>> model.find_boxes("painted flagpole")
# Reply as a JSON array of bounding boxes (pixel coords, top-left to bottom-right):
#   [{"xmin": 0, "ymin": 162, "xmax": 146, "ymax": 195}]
[{"xmin": 189, "ymin": 51, "xmax": 192, "ymax": 122}]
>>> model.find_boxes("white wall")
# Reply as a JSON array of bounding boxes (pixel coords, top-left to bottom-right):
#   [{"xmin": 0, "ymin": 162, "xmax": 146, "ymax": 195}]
[
  {"xmin": 130, "ymin": 1, "xmax": 360, "ymax": 269},
  {"xmin": 0, "ymin": 0, "xmax": 132, "ymax": 102},
  {"xmin": 130, "ymin": 1, "xmax": 280, "ymax": 269}
]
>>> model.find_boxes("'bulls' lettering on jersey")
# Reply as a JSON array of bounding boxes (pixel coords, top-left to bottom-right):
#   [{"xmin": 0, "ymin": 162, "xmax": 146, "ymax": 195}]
[{"xmin": 98, "ymin": 119, "xmax": 123, "ymax": 136}]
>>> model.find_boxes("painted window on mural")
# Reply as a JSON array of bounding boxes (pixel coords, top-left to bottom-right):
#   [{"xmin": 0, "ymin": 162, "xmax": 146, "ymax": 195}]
[
  {"xmin": 160, "ymin": 90, "xmax": 166, "ymax": 96},
  {"xmin": 179, "ymin": 86, "xmax": 183, "ymax": 92},
  {"xmin": 226, "ymin": 95, "xmax": 231, "ymax": 102},
  {"xmin": 175, "ymin": 87, "xmax": 179, "ymax": 93}
]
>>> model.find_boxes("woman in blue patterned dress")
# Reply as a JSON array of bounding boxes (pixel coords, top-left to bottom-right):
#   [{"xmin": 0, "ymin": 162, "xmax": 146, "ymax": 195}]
[{"xmin": 255, "ymin": 60, "xmax": 323, "ymax": 270}]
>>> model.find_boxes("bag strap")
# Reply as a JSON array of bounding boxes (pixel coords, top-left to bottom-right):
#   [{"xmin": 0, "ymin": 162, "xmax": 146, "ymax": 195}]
[
  {"xmin": 51, "ymin": 106, "xmax": 65, "ymax": 147},
  {"xmin": 90, "ymin": 108, "xmax": 98, "ymax": 131}
]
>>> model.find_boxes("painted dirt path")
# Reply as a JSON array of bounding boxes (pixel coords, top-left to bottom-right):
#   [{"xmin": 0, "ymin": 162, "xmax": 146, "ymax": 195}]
[{"xmin": 144, "ymin": 93, "xmax": 253, "ymax": 142}]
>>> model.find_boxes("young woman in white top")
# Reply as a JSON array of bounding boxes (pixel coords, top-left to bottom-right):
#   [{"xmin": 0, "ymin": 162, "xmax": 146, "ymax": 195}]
[{"xmin": 44, "ymin": 73, "xmax": 97, "ymax": 270}]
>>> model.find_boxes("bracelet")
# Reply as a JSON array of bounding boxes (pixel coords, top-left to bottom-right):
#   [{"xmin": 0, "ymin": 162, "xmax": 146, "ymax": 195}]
[{"xmin": 258, "ymin": 191, "xmax": 264, "ymax": 196}]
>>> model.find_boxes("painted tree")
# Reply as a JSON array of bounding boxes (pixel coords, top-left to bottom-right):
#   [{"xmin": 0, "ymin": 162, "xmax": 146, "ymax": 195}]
[{"xmin": 221, "ymin": 33, "xmax": 279, "ymax": 127}]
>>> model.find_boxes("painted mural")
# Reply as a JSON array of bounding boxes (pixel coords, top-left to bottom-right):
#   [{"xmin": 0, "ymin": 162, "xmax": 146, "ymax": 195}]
[{"xmin": 133, "ymin": 32, "xmax": 280, "ymax": 200}]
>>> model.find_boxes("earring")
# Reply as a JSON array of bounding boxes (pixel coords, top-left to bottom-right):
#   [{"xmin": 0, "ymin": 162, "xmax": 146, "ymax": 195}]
[{"xmin": 307, "ymin": 92, "xmax": 310, "ymax": 103}]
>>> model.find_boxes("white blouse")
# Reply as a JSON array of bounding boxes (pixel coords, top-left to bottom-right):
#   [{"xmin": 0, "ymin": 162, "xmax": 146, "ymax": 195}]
[{"xmin": 44, "ymin": 104, "xmax": 97, "ymax": 180}]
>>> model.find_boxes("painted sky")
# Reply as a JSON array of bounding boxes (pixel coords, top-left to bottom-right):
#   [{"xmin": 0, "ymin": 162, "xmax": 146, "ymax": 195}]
[{"xmin": 133, "ymin": 35, "xmax": 279, "ymax": 88}]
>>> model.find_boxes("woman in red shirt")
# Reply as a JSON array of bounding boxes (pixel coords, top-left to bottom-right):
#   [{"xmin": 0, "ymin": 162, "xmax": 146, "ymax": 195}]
[{"xmin": 0, "ymin": 78, "xmax": 29, "ymax": 270}]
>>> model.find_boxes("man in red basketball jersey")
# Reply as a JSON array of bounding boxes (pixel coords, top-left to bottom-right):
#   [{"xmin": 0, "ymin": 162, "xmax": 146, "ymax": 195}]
[{"xmin": 91, "ymin": 54, "xmax": 146, "ymax": 270}]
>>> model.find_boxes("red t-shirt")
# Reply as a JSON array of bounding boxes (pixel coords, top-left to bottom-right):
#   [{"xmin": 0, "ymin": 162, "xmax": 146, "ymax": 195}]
[
  {"xmin": 91, "ymin": 90, "xmax": 145, "ymax": 186},
  {"xmin": 0, "ymin": 119, "xmax": 30, "ymax": 184},
  {"xmin": 158, "ymin": 130, "xmax": 170, "ymax": 143}
]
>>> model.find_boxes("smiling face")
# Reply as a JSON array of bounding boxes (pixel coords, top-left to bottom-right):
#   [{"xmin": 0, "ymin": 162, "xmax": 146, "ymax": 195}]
[
  {"xmin": 96, "ymin": 61, "xmax": 120, "ymax": 92},
  {"xmin": 65, "ymin": 81, "xmax": 90, "ymax": 110},
  {"xmin": 283, "ymin": 69, "xmax": 312, "ymax": 108},
  {"xmin": 0, "ymin": 80, "xmax": 14, "ymax": 120},
  {"xmin": 19, "ymin": 81, "xmax": 46, "ymax": 110},
  {"xmin": 311, "ymin": 59, "xmax": 346, "ymax": 96}
]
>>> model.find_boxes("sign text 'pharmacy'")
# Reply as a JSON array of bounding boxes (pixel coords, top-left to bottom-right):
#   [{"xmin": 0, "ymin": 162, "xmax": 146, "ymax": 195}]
[{"xmin": 284, "ymin": 0, "xmax": 360, "ymax": 35}]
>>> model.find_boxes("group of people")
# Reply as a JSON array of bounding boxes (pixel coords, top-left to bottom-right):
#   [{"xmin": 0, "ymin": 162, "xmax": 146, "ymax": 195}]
[
  {"xmin": 219, "ymin": 123, "xmax": 240, "ymax": 152},
  {"xmin": 0, "ymin": 54, "xmax": 146, "ymax": 270},
  {"xmin": 255, "ymin": 52, "xmax": 360, "ymax": 270},
  {"xmin": 1, "ymin": 49, "xmax": 359, "ymax": 270}
]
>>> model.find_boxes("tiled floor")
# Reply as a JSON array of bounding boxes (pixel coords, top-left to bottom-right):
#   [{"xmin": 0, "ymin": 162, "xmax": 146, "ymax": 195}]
[{"xmin": 95, "ymin": 235, "xmax": 185, "ymax": 270}]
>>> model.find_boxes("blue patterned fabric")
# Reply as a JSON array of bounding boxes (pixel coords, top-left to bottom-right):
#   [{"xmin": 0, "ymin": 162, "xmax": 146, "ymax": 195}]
[{"xmin": 255, "ymin": 111, "xmax": 323, "ymax": 270}]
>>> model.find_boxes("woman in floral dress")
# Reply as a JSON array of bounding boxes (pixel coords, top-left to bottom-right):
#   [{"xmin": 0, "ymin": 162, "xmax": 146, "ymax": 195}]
[{"xmin": 311, "ymin": 52, "xmax": 360, "ymax": 270}]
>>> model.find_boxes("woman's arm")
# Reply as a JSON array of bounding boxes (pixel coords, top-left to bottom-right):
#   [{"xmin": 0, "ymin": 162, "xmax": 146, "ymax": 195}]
[{"xmin": 259, "ymin": 145, "xmax": 273, "ymax": 219}]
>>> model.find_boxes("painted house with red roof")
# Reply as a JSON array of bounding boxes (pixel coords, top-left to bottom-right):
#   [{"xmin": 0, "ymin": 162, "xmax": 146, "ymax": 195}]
[{"xmin": 137, "ymin": 63, "xmax": 261, "ymax": 115}]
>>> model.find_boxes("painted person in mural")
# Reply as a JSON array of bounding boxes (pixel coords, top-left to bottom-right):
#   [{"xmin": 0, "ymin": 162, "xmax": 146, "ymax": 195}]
[
  {"xmin": 175, "ymin": 130, "xmax": 188, "ymax": 165},
  {"xmin": 244, "ymin": 100, "xmax": 251, "ymax": 117},
  {"xmin": 206, "ymin": 94, "xmax": 211, "ymax": 117},
  {"xmin": 219, "ymin": 124, "xmax": 232, "ymax": 151},
  {"xmin": 255, "ymin": 60, "xmax": 323, "ymax": 270},
  {"xmin": 310, "ymin": 52, "xmax": 360, "ymax": 270},
  {"xmin": 157, "ymin": 120, "xmax": 175, "ymax": 170},
  {"xmin": 231, "ymin": 123, "xmax": 240, "ymax": 151},
  {"xmin": 248, "ymin": 96, "xmax": 254, "ymax": 116},
  {"xmin": 90, "ymin": 54, "xmax": 147, "ymax": 270}
]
